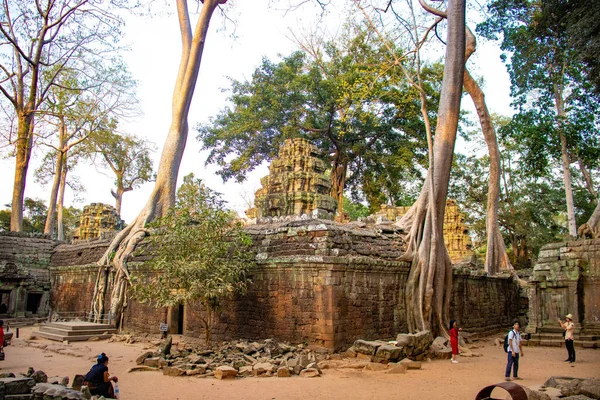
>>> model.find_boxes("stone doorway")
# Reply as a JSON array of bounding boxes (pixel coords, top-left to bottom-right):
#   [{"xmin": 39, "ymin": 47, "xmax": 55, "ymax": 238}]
[
  {"xmin": 26, "ymin": 292, "xmax": 43, "ymax": 314},
  {"xmin": 0, "ymin": 290, "xmax": 10, "ymax": 314},
  {"xmin": 168, "ymin": 304, "xmax": 185, "ymax": 335}
]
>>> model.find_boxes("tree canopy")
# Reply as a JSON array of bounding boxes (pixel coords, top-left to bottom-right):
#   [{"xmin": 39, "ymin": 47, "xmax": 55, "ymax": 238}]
[{"xmin": 197, "ymin": 27, "xmax": 443, "ymax": 212}]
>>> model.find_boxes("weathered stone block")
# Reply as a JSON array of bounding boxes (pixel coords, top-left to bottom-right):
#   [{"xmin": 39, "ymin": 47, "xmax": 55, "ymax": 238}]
[{"xmin": 214, "ymin": 366, "xmax": 237, "ymax": 380}]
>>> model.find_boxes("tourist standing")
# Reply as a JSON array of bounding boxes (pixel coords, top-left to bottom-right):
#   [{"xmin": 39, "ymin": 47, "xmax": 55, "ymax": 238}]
[
  {"xmin": 505, "ymin": 321, "xmax": 523, "ymax": 381},
  {"xmin": 0, "ymin": 320, "xmax": 4, "ymax": 359},
  {"xmin": 449, "ymin": 319, "xmax": 461, "ymax": 364},
  {"xmin": 558, "ymin": 313, "xmax": 576, "ymax": 363}
]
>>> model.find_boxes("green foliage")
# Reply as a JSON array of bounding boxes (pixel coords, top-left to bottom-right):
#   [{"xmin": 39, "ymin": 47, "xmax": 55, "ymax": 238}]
[
  {"xmin": 132, "ymin": 174, "xmax": 255, "ymax": 336},
  {"xmin": 477, "ymin": 0, "xmax": 600, "ymax": 191},
  {"xmin": 23, "ymin": 198, "xmax": 48, "ymax": 234},
  {"xmin": 197, "ymin": 26, "xmax": 441, "ymax": 209},
  {"xmin": 450, "ymin": 117, "xmax": 597, "ymax": 268},
  {"xmin": 0, "ymin": 210, "xmax": 10, "ymax": 232},
  {"xmin": 342, "ymin": 197, "xmax": 370, "ymax": 221}
]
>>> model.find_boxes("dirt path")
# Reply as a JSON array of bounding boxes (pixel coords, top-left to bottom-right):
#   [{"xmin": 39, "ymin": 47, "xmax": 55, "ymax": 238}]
[{"xmin": 2, "ymin": 327, "xmax": 599, "ymax": 400}]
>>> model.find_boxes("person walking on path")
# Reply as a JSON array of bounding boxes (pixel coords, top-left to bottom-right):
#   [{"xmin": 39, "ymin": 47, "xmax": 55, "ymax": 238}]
[
  {"xmin": 449, "ymin": 319, "xmax": 462, "ymax": 364},
  {"xmin": 505, "ymin": 321, "xmax": 523, "ymax": 381},
  {"xmin": 558, "ymin": 313, "xmax": 576, "ymax": 363}
]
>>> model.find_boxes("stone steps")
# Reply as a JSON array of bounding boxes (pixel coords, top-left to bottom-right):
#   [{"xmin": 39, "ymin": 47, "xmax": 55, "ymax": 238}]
[{"xmin": 34, "ymin": 321, "xmax": 117, "ymax": 342}]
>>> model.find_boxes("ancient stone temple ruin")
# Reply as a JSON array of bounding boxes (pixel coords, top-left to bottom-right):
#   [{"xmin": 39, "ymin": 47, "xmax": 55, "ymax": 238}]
[
  {"xmin": 372, "ymin": 200, "xmax": 473, "ymax": 263},
  {"xmin": 0, "ymin": 235, "xmax": 53, "ymax": 318},
  {"xmin": 526, "ymin": 239, "xmax": 600, "ymax": 341},
  {"xmin": 246, "ymin": 138, "xmax": 337, "ymax": 222},
  {"xmin": 72, "ymin": 203, "xmax": 124, "ymax": 240}
]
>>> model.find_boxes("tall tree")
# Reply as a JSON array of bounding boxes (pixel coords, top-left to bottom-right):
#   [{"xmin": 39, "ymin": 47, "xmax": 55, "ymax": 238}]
[
  {"xmin": 90, "ymin": 0, "xmax": 229, "ymax": 327},
  {"xmin": 478, "ymin": 0, "xmax": 600, "ymax": 238},
  {"xmin": 391, "ymin": 0, "xmax": 465, "ymax": 336},
  {"xmin": 35, "ymin": 62, "xmax": 137, "ymax": 238},
  {"xmin": 0, "ymin": 0, "xmax": 125, "ymax": 232},
  {"xmin": 198, "ymin": 28, "xmax": 439, "ymax": 214},
  {"xmin": 90, "ymin": 131, "xmax": 155, "ymax": 217}
]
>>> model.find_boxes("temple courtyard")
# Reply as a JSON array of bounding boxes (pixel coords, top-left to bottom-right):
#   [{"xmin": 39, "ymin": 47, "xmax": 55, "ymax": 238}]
[{"xmin": 1, "ymin": 327, "xmax": 598, "ymax": 400}]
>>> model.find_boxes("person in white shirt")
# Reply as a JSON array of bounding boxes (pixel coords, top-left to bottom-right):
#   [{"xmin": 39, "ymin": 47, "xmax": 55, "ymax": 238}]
[
  {"xmin": 505, "ymin": 321, "xmax": 524, "ymax": 381},
  {"xmin": 558, "ymin": 313, "xmax": 576, "ymax": 363}
]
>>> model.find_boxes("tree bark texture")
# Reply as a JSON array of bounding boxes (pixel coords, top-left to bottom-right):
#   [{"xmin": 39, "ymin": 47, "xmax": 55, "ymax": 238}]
[
  {"xmin": 11, "ymin": 114, "xmax": 34, "ymax": 231},
  {"xmin": 553, "ymin": 83, "xmax": 577, "ymax": 237},
  {"xmin": 462, "ymin": 28, "xmax": 512, "ymax": 275},
  {"xmin": 399, "ymin": 0, "xmax": 465, "ymax": 337},
  {"xmin": 90, "ymin": 0, "xmax": 222, "ymax": 326},
  {"xmin": 57, "ymin": 158, "xmax": 68, "ymax": 241}
]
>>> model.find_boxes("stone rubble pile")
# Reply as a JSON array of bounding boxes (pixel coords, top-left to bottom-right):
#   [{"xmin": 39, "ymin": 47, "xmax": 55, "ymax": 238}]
[
  {"xmin": 525, "ymin": 376, "xmax": 600, "ymax": 400},
  {"xmin": 0, "ymin": 368, "xmax": 98, "ymax": 400},
  {"xmin": 347, "ymin": 330, "xmax": 482, "ymax": 365},
  {"xmin": 135, "ymin": 337, "xmax": 328, "ymax": 379}
]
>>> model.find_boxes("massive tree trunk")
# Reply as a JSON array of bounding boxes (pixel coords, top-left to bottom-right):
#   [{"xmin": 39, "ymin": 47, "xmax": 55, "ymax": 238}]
[
  {"xmin": 553, "ymin": 82, "xmax": 577, "ymax": 237},
  {"xmin": 398, "ymin": 0, "xmax": 465, "ymax": 337},
  {"xmin": 579, "ymin": 202, "xmax": 600, "ymax": 238},
  {"xmin": 90, "ymin": 0, "xmax": 223, "ymax": 326},
  {"xmin": 11, "ymin": 113, "xmax": 35, "ymax": 231},
  {"xmin": 462, "ymin": 28, "xmax": 512, "ymax": 275}
]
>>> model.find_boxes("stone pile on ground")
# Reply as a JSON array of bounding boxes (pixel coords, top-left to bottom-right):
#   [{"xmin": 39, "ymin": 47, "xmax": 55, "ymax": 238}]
[
  {"xmin": 525, "ymin": 376, "xmax": 600, "ymax": 400},
  {"xmin": 346, "ymin": 330, "xmax": 482, "ymax": 364},
  {"xmin": 134, "ymin": 337, "xmax": 328, "ymax": 379},
  {"xmin": 0, "ymin": 368, "xmax": 101, "ymax": 400}
]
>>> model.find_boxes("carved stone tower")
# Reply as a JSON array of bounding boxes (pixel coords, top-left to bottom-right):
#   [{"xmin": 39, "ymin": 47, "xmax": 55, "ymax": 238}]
[
  {"xmin": 73, "ymin": 203, "xmax": 124, "ymax": 240},
  {"xmin": 247, "ymin": 138, "xmax": 337, "ymax": 222}
]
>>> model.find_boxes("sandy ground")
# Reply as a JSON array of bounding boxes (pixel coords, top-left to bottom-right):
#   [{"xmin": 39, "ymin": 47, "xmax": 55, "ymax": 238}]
[{"xmin": 1, "ymin": 327, "xmax": 599, "ymax": 400}]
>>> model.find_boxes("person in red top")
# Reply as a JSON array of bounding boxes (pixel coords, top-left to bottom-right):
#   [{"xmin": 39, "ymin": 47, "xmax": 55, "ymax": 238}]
[
  {"xmin": 0, "ymin": 320, "xmax": 5, "ymax": 359},
  {"xmin": 449, "ymin": 319, "xmax": 462, "ymax": 364}
]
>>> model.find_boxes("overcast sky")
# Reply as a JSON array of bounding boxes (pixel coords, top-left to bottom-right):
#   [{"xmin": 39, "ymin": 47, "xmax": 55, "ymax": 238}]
[{"xmin": 0, "ymin": 0, "xmax": 512, "ymax": 224}]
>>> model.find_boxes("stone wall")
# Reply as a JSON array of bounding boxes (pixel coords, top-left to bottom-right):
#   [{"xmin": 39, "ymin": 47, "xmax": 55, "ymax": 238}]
[
  {"xmin": 48, "ymin": 220, "xmax": 521, "ymax": 350},
  {"xmin": 527, "ymin": 239, "xmax": 600, "ymax": 334},
  {"xmin": 0, "ymin": 233, "xmax": 56, "ymax": 316},
  {"xmin": 0, "ymin": 234, "xmax": 56, "ymax": 270}
]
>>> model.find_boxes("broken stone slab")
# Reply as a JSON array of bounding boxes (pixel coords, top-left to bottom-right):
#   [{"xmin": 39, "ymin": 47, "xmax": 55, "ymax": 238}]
[
  {"xmin": 399, "ymin": 358, "xmax": 422, "ymax": 370},
  {"xmin": 385, "ymin": 364, "xmax": 407, "ymax": 374},
  {"xmin": 72, "ymin": 374, "xmax": 85, "ymax": 391},
  {"xmin": 580, "ymin": 379, "xmax": 600, "ymax": 399},
  {"xmin": 345, "ymin": 348, "xmax": 357, "ymax": 358},
  {"xmin": 135, "ymin": 351, "xmax": 155, "ymax": 365},
  {"xmin": 375, "ymin": 344, "xmax": 402, "ymax": 361},
  {"xmin": 299, "ymin": 368, "xmax": 321, "ymax": 378},
  {"xmin": 363, "ymin": 362, "xmax": 388, "ymax": 372},
  {"xmin": 253, "ymin": 363, "xmax": 276, "ymax": 376},
  {"xmin": 214, "ymin": 366, "xmax": 237, "ymax": 380},
  {"xmin": 29, "ymin": 370, "xmax": 47, "ymax": 383},
  {"xmin": 238, "ymin": 366, "xmax": 253, "ymax": 377},
  {"xmin": 353, "ymin": 340, "xmax": 386, "ymax": 356},
  {"xmin": 47, "ymin": 376, "xmax": 69, "ymax": 386},
  {"xmin": 143, "ymin": 357, "xmax": 161, "ymax": 368},
  {"xmin": 162, "ymin": 366, "xmax": 186, "ymax": 376},
  {"xmin": 185, "ymin": 354, "xmax": 206, "ymax": 365},
  {"xmin": 0, "ymin": 378, "xmax": 36, "ymax": 395},
  {"xmin": 277, "ymin": 367, "xmax": 291, "ymax": 377}
]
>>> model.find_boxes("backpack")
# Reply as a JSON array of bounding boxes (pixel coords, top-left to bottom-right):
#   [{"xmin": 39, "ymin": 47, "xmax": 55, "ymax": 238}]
[{"xmin": 503, "ymin": 330, "xmax": 515, "ymax": 352}]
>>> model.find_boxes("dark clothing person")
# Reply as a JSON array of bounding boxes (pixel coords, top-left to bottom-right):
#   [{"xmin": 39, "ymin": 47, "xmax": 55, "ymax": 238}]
[
  {"xmin": 505, "ymin": 321, "xmax": 523, "ymax": 381},
  {"xmin": 84, "ymin": 353, "xmax": 117, "ymax": 398},
  {"xmin": 505, "ymin": 352, "xmax": 520, "ymax": 379}
]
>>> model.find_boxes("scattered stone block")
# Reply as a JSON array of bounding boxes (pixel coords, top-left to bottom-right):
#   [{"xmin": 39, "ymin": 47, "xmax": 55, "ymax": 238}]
[
  {"xmin": 375, "ymin": 344, "xmax": 402, "ymax": 361},
  {"xmin": 277, "ymin": 367, "xmax": 291, "ymax": 377},
  {"xmin": 399, "ymin": 358, "xmax": 421, "ymax": 370},
  {"xmin": 353, "ymin": 340, "xmax": 384, "ymax": 356},
  {"xmin": 135, "ymin": 351, "xmax": 154, "ymax": 365},
  {"xmin": 162, "ymin": 366, "xmax": 186, "ymax": 376},
  {"xmin": 299, "ymin": 368, "xmax": 320, "ymax": 378},
  {"xmin": 0, "ymin": 378, "xmax": 35, "ymax": 395},
  {"xmin": 214, "ymin": 366, "xmax": 237, "ymax": 380},
  {"xmin": 385, "ymin": 364, "xmax": 407, "ymax": 374},
  {"xmin": 364, "ymin": 362, "xmax": 388, "ymax": 372},
  {"xmin": 143, "ymin": 357, "xmax": 161, "ymax": 368}
]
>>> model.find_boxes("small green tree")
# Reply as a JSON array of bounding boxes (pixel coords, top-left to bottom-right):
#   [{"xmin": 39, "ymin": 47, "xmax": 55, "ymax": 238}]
[{"xmin": 132, "ymin": 173, "xmax": 255, "ymax": 343}]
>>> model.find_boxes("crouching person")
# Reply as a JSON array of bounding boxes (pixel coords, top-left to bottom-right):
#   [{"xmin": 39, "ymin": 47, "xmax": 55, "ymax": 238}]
[{"xmin": 84, "ymin": 353, "xmax": 118, "ymax": 398}]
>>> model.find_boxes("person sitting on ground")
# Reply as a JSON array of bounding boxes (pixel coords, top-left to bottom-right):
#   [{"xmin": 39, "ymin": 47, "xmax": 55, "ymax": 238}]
[{"xmin": 84, "ymin": 352, "xmax": 118, "ymax": 398}]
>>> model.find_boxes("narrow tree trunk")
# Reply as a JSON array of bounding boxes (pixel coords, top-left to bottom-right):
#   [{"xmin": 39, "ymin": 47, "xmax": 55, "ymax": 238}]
[
  {"xmin": 553, "ymin": 83, "xmax": 577, "ymax": 237},
  {"xmin": 111, "ymin": 186, "xmax": 125, "ymax": 217},
  {"xmin": 399, "ymin": 0, "xmax": 465, "ymax": 337},
  {"xmin": 10, "ymin": 114, "xmax": 34, "ymax": 231},
  {"xmin": 462, "ymin": 28, "xmax": 512, "ymax": 274},
  {"xmin": 57, "ymin": 156, "xmax": 68, "ymax": 241},
  {"xmin": 577, "ymin": 157, "xmax": 597, "ymax": 200},
  {"xmin": 330, "ymin": 159, "xmax": 347, "ymax": 216},
  {"xmin": 44, "ymin": 150, "xmax": 64, "ymax": 237},
  {"xmin": 90, "ymin": 0, "xmax": 222, "ymax": 326}
]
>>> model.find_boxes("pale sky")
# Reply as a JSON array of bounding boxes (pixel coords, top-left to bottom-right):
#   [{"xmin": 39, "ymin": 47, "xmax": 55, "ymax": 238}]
[{"xmin": 0, "ymin": 0, "xmax": 512, "ymax": 224}]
